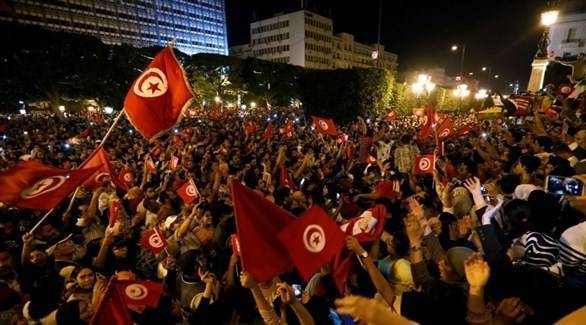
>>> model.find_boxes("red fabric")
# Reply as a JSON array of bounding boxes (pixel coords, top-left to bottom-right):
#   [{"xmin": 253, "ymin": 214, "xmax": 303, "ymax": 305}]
[
  {"xmin": 118, "ymin": 168, "xmax": 135, "ymax": 188},
  {"xmin": 230, "ymin": 234, "xmax": 241, "ymax": 257},
  {"xmin": 367, "ymin": 155, "xmax": 377, "ymax": 165},
  {"xmin": 436, "ymin": 117, "xmax": 453, "ymax": 140},
  {"xmin": 0, "ymin": 124, "xmax": 8, "ymax": 132},
  {"xmin": 176, "ymin": 179, "xmax": 199, "ymax": 204},
  {"xmin": 0, "ymin": 160, "xmax": 100, "ymax": 209},
  {"xmin": 446, "ymin": 163, "xmax": 458, "ymax": 178},
  {"xmin": 230, "ymin": 180, "xmax": 295, "ymax": 282},
  {"xmin": 311, "ymin": 116, "xmax": 337, "ymax": 136},
  {"xmin": 384, "ymin": 109, "xmax": 396, "ymax": 122},
  {"xmin": 358, "ymin": 136, "xmax": 373, "ymax": 163},
  {"xmin": 244, "ymin": 121, "xmax": 257, "ymax": 136},
  {"xmin": 80, "ymin": 147, "xmax": 127, "ymax": 191},
  {"xmin": 79, "ymin": 127, "xmax": 94, "ymax": 138},
  {"xmin": 169, "ymin": 155, "xmax": 179, "ymax": 171},
  {"xmin": 118, "ymin": 280, "xmax": 163, "ymax": 309},
  {"xmin": 278, "ymin": 205, "xmax": 345, "ymax": 281},
  {"xmin": 375, "ymin": 180, "xmax": 400, "ymax": 201},
  {"xmin": 263, "ymin": 124, "xmax": 273, "ymax": 141},
  {"xmin": 90, "ymin": 279, "xmax": 133, "ymax": 325},
  {"xmin": 139, "ymin": 228, "xmax": 168, "ymax": 254},
  {"xmin": 333, "ymin": 205, "xmax": 387, "ymax": 292},
  {"xmin": 414, "ymin": 155, "xmax": 435, "ymax": 175},
  {"xmin": 109, "ymin": 200, "xmax": 121, "ymax": 227},
  {"xmin": 150, "ymin": 144, "xmax": 162, "ymax": 157},
  {"xmin": 124, "ymin": 46, "xmax": 194, "ymax": 140},
  {"xmin": 279, "ymin": 165, "xmax": 295, "ymax": 190},
  {"xmin": 419, "ymin": 104, "xmax": 436, "ymax": 139}
]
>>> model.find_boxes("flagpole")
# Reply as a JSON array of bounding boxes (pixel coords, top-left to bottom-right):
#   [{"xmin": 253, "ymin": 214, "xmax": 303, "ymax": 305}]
[
  {"xmin": 100, "ymin": 109, "xmax": 125, "ymax": 146},
  {"xmin": 29, "ymin": 208, "xmax": 55, "ymax": 234}
]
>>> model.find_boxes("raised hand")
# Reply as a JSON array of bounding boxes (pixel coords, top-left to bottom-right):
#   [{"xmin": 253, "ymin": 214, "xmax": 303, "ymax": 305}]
[
  {"xmin": 276, "ymin": 282, "xmax": 296, "ymax": 305},
  {"xmin": 405, "ymin": 213, "xmax": 424, "ymax": 246},
  {"xmin": 464, "ymin": 253, "xmax": 490, "ymax": 293},
  {"xmin": 345, "ymin": 236, "xmax": 366, "ymax": 255},
  {"xmin": 463, "ymin": 177, "xmax": 482, "ymax": 195},
  {"xmin": 239, "ymin": 271, "xmax": 257, "ymax": 289}
]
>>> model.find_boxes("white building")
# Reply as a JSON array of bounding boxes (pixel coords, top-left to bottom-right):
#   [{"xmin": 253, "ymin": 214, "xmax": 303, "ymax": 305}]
[
  {"xmin": 230, "ymin": 9, "xmax": 398, "ymax": 72},
  {"xmin": 548, "ymin": 12, "xmax": 586, "ymax": 59}
]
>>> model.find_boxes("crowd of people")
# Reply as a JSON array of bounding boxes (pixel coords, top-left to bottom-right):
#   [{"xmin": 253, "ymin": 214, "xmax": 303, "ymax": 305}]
[{"xmin": 0, "ymin": 88, "xmax": 585, "ymax": 325}]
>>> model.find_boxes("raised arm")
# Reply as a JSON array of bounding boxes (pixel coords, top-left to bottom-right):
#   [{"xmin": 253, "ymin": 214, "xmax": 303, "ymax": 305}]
[{"xmin": 277, "ymin": 282, "xmax": 315, "ymax": 325}]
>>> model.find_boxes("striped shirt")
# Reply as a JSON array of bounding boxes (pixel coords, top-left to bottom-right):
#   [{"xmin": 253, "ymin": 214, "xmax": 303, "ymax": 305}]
[
  {"xmin": 559, "ymin": 221, "xmax": 586, "ymax": 274},
  {"xmin": 521, "ymin": 231, "xmax": 562, "ymax": 275}
]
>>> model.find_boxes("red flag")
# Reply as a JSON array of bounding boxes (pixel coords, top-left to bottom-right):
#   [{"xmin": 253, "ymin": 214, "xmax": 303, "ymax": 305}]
[
  {"xmin": 262, "ymin": 124, "xmax": 273, "ymax": 141},
  {"xmin": 419, "ymin": 105, "xmax": 436, "ymax": 139},
  {"xmin": 244, "ymin": 121, "xmax": 257, "ymax": 136},
  {"xmin": 311, "ymin": 116, "xmax": 337, "ymax": 136},
  {"xmin": 150, "ymin": 144, "xmax": 163, "ymax": 157},
  {"xmin": 79, "ymin": 127, "xmax": 94, "ymax": 138},
  {"xmin": 436, "ymin": 117, "xmax": 454, "ymax": 140},
  {"xmin": 80, "ymin": 147, "xmax": 126, "ymax": 191},
  {"xmin": 140, "ymin": 228, "xmax": 168, "ymax": 254},
  {"xmin": 231, "ymin": 180, "xmax": 295, "ymax": 282},
  {"xmin": 414, "ymin": 155, "xmax": 436, "ymax": 175},
  {"xmin": 0, "ymin": 160, "xmax": 100, "ymax": 210},
  {"xmin": 176, "ymin": 179, "xmax": 199, "ymax": 204},
  {"xmin": 169, "ymin": 154, "xmax": 179, "ymax": 171},
  {"xmin": 146, "ymin": 156, "xmax": 157, "ymax": 174},
  {"xmin": 384, "ymin": 109, "xmax": 397, "ymax": 122},
  {"xmin": 457, "ymin": 124, "xmax": 474, "ymax": 136},
  {"xmin": 90, "ymin": 279, "xmax": 133, "ymax": 325},
  {"xmin": 279, "ymin": 165, "xmax": 295, "ymax": 190},
  {"xmin": 278, "ymin": 206, "xmax": 345, "ymax": 281},
  {"xmin": 109, "ymin": 200, "xmax": 121, "ymax": 227},
  {"xmin": 118, "ymin": 280, "xmax": 164, "ymax": 309},
  {"xmin": 124, "ymin": 46, "xmax": 194, "ymax": 140},
  {"xmin": 333, "ymin": 205, "xmax": 387, "ymax": 291},
  {"xmin": 118, "ymin": 168, "xmax": 135, "ymax": 188}
]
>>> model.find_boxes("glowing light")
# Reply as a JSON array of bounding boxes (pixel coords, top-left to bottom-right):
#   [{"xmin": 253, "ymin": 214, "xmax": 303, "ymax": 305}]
[
  {"xmin": 541, "ymin": 10, "xmax": 559, "ymax": 27},
  {"xmin": 19, "ymin": 109, "xmax": 26, "ymax": 115},
  {"xmin": 250, "ymin": 101, "xmax": 257, "ymax": 108},
  {"xmin": 58, "ymin": 105, "xmax": 65, "ymax": 112},
  {"xmin": 214, "ymin": 96, "xmax": 221, "ymax": 103},
  {"xmin": 453, "ymin": 84, "xmax": 471, "ymax": 98},
  {"xmin": 241, "ymin": 104, "xmax": 247, "ymax": 110},
  {"xmin": 104, "ymin": 106, "xmax": 114, "ymax": 114},
  {"xmin": 64, "ymin": 143, "xmax": 71, "ymax": 149},
  {"xmin": 475, "ymin": 89, "xmax": 489, "ymax": 100},
  {"xmin": 23, "ymin": 131, "xmax": 28, "ymax": 135},
  {"xmin": 481, "ymin": 67, "xmax": 487, "ymax": 71},
  {"xmin": 451, "ymin": 45, "xmax": 458, "ymax": 51}
]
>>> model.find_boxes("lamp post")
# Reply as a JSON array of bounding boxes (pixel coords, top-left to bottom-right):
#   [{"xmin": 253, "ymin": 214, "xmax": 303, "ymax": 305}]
[
  {"xmin": 527, "ymin": 5, "xmax": 559, "ymax": 92},
  {"xmin": 411, "ymin": 74, "xmax": 436, "ymax": 97},
  {"xmin": 453, "ymin": 84, "xmax": 471, "ymax": 111},
  {"xmin": 451, "ymin": 43, "xmax": 466, "ymax": 78}
]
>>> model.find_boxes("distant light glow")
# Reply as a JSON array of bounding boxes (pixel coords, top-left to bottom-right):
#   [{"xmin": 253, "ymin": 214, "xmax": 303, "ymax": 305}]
[
  {"xmin": 19, "ymin": 109, "xmax": 26, "ymax": 115},
  {"xmin": 451, "ymin": 45, "xmax": 458, "ymax": 51},
  {"xmin": 104, "ymin": 106, "xmax": 114, "ymax": 114},
  {"xmin": 58, "ymin": 105, "xmax": 65, "ymax": 112},
  {"xmin": 23, "ymin": 131, "xmax": 28, "ymax": 135},
  {"xmin": 64, "ymin": 143, "xmax": 71, "ymax": 149},
  {"xmin": 541, "ymin": 10, "xmax": 559, "ymax": 27}
]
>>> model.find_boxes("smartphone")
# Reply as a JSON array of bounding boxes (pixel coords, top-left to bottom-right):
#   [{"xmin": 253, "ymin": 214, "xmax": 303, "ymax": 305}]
[
  {"xmin": 545, "ymin": 175, "xmax": 585, "ymax": 196},
  {"xmin": 292, "ymin": 284, "xmax": 302, "ymax": 299},
  {"xmin": 480, "ymin": 184, "xmax": 489, "ymax": 196}
]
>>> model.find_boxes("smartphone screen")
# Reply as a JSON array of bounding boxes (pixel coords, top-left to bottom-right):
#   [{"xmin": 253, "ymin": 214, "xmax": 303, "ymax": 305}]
[
  {"xmin": 546, "ymin": 175, "xmax": 584, "ymax": 196},
  {"xmin": 292, "ymin": 284, "xmax": 302, "ymax": 298}
]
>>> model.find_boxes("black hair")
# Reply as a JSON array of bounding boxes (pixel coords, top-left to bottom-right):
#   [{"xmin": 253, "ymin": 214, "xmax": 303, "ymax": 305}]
[
  {"xmin": 527, "ymin": 191, "xmax": 559, "ymax": 235},
  {"xmin": 498, "ymin": 174, "xmax": 521, "ymax": 195},
  {"xmin": 504, "ymin": 199, "xmax": 532, "ymax": 237},
  {"xmin": 537, "ymin": 136, "xmax": 554, "ymax": 152},
  {"xmin": 519, "ymin": 155, "xmax": 541, "ymax": 174}
]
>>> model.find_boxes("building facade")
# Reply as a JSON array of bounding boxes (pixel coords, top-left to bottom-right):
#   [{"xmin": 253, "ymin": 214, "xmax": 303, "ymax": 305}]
[
  {"xmin": 230, "ymin": 9, "xmax": 398, "ymax": 72},
  {"xmin": 0, "ymin": 0, "xmax": 228, "ymax": 55},
  {"xmin": 548, "ymin": 12, "xmax": 586, "ymax": 59}
]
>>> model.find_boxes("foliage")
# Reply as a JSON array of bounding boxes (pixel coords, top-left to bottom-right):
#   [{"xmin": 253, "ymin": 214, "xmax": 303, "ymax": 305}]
[{"xmin": 299, "ymin": 68, "xmax": 393, "ymax": 123}]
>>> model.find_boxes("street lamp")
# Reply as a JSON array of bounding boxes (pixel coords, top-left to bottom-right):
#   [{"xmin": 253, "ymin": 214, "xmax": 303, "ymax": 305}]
[
  {"xmin": 494, "ymin": 74, "xmax": 500, "ymax": 79},
  {"xmin": 411, "ymin": 74, "xmax": 435, "ymax": 96},
  {"xmin": 475, "ymin": 89, "xmax": 489, "ymax": 100},
  {"xmin": 453, "ymin": 84, "xmax": 471, "ymax": 98},
  {"xmin": 536, "ymin": 9, "xmax": 559, "ymax": 58},
  {"xmin": 58, "ymin": 105, "xmax": 65, "ymax": 113},
  {"xmin": 250, "ymin": 101, "xmax": 257, "ymax": 109},
  {"xmin": 450, "ymin": 43, "xmax": 466, "ymax": 78},
  {"xmin": 481, "ymin": 67, "xmax": 487, "ymax": 71}
]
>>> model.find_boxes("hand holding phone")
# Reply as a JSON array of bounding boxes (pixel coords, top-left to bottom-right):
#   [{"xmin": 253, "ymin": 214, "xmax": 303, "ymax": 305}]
[{"xmin": 545, "ymin": 175, "xmax": 585, "ymax": 196}]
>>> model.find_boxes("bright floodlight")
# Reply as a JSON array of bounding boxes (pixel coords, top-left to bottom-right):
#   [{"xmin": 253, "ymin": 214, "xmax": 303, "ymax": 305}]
[
  {"xmin": 104, "ymin": 106, "xmax": 114, "ymax": 114},
  {"xmin": 453, "ymin": 84, "xmax": 471, "ymax": 97},
  {"xmin": 58, "ymin": 105, "xmax": 65, "ymax": 112},
  {"xmin": 541, "ymin": 10, "xmax": 559, "ymax": 27},
  {"xmin": 19, "ymin": 109, "xmax": 26, "ymax": 115},
  {"xmin": 451, "ymin": 45, "xmax": 458, "ymax": 51},
  {"xmin": 475, "ymin": 89, "xmax": 489, "ymax": 100},
  {"xmin": 417, "ymin": 74, "xmax": 429, "ymax": 83},
  {"xmin": 250, "ymin": 101, "xmax": 257, "ymax": 108},
  {"xmin": 481, "ymin": 67, "xmax": 487, "ymax": 71}
]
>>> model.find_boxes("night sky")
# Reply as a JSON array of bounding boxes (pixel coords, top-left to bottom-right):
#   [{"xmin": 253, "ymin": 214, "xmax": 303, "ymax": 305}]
[{"xmin": 225, "ymin": 0, "xmax": 553, "ymax": 89}]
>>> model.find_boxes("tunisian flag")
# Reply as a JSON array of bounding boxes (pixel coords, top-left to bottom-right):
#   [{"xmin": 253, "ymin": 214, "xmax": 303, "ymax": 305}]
[
  {"xmin": 118, "ymin": 168, "xmax": 135, "ymax": 188},
  {"xmin": 79, "ymin": 147, "xmax": 126, "ymax": 190},
  {"xmin": 436, "ymin": 116, "xmax": 454, "ymax": 140},
  {"xmin": 124, "ymin": 46, "xmax": 194, "ymax": 140},
  {"xmin": 384, "ymin": 109, "xmax": 397, "ymax": 122},
  {"xmin": 176, "ymin": 179, "xmax": 199, "ymax": 204},
  {"xmin": 262, "ymin": 124, "xmax": 273, "ymax": 141},
  {"xmin": 0, "ymin": 160, "xmax": 100, "ymax": 210},
  {"xmin": 118, "ymin": 280, "xmax": 164, "ymax": 309},
  {"xmin": 312, "ymin": 116, "xmax": 337, "ymax": 136},
  {"xmin": 139, "ymin": 228, "xmax": 168, "ymax": 254},
  {"xmin": 231, "ymin": 180, "xmax": 295, "ymax": 282},
  {"xmin": 414, "ymin": 155, "xmax": 436, "ymax": 175},
  {"xmin": 419, "ymin": 105, "xmax": 436, "ymax": 139},
  {"xmin": 279, "ymin": 164, "xmax": 295, "ymax": 190},
  {"xmin": 90, "ymin": 279, "xmax": 132, "ymax": 325},
  {"xmin": 278, "ymin": 205, "xmax": 345, "ymax": 281}
]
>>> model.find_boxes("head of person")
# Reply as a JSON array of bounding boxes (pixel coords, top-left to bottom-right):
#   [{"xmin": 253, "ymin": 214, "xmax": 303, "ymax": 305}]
[
  {"xmin": 575, "ymin": 130, "xmax": 586, "ymax": 149},
  {"xmin": 110, "ymin": 238, "xmax": 129, "ymax": 259},
  {"xmin": 536, "ymin": 136, "xmax": 553, "ymax": 153},
  {"xmin": 0, "ymin": 246, "xmax": 15, "ymax": 279},
  {"xmin": 29, "ymin": 246, "xmax": 49, "ymax": 267},
  {"xmin": 70, "ymin": 266, "xmax": 95, "ymax": 291},
  {"xmin": 513, "ymin": 155, "xmax": 541, "ymax": 176}
]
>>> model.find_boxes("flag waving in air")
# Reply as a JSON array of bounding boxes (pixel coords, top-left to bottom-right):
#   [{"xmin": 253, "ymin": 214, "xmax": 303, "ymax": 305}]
[
  {"xmin": 124, "ymin": 46, "xmax": 194, "ymax": 140},
  {"xmin": 90, "ymin": 278, "xmax": 133, "ymax": 325},
  {"xmin": 414, "ymin": 155, "xmax": 436, "ymax": 175},
  {"xmin": 140, "ymin": 227, "xmax": 168, "ymax": 254},
  {"xmin": 0, "ymin": 160, "xmax": 100, "ymax": 210},
  {"xmin": 79, "ymin": 147, "xmax": 127, "ymax": 190},
  {"xmin": 176, "ymin": 179, "xmax": 199, "ymax": 204},
  {"xmin": 118, "ymin": 280, "xmax": 164, "ymax": 309},
  {"xmin": 384, "ymin": 109, "xmax": 397, "ymax": 122},
  {"xmin": 278, "ymin": 205, "xmax": 345, "ymax": 281},
  {"xmin": 231, "ymin": 179, "xmax": 295, "ymax": 282},
  {"xmin": 419, "ymin": 105, "xmax": 436, "ymax": 140},
  {"xmin": 262, "ymin": 123, "xmax": 273, "ymax": 141},
  {"xmin": 436, "ymin": 116, "xmax": 454, "ymax": 140},
  {"xmin": 312, "ymin": 116, "xmax": 337, "ymax": 136}
]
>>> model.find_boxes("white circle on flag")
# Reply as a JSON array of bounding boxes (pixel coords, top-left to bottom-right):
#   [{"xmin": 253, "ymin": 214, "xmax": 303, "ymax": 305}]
[
  {"xmin": 302, "ymin": 224, "xmax": 326, "ymax": 253},
  {"xmin": 125, "ymin": 284, "xmax": 148, "ymax": 300},
  {"xmin": 319, "ymin": 120, "xmax": 328, "ymax": 131},
  {"xmin": 186, "ymin": 184, "xmax": 196, "ymax": 197},
  {"xmin": 123, "ymin": 173, "xmax": 133, "ymax": 183},
  {"xmin": 133, "ymin": 68, "xmax": 168, "ymax": 98},
  {"xmin": 439, "ymin": 129, "xmax": 450, "ymax": 138},
  {"xmin": 418, "ymin": 158, "xmax": 431, "ymax": 171},
  {"xmin": 148, "ymin": 233, "xmax": 163, "ymax": 248},
  {"xmin": 20, "ymin": 176, "xmax": 67, "ymax": 199},
  {"xmin": 94, "ymin": 172, "xmax": 109, "ymax": 183}
]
